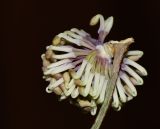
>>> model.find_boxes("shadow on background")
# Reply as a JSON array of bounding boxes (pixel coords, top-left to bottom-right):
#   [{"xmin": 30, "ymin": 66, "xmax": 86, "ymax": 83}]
[{"xmin": 2, "ymin": 0, "xmax": 160, "ymax": 129}]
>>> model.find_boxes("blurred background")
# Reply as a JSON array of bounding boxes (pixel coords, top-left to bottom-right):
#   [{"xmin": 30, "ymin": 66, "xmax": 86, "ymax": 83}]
[{"xmin": 2, "ymin": 0, "xmax": 160, "ymax": 129}]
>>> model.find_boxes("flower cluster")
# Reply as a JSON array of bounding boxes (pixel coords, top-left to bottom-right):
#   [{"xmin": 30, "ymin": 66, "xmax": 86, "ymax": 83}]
[{"xmin": 41, "ymin": 14, "xmax": 147, "ymax": 115}]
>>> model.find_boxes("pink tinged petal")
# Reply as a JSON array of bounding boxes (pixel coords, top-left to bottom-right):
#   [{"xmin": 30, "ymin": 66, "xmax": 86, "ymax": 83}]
[
  {"xmin": 120, "ymin": 72, "xmax": 137, "ymax": 97},
  {"xmin": 116, "ymin": 77, "xmax": 127, "ymax": 103},
  {"xmin": 122, "ymin": 64, "xmax": 143, "ymax": 85},
  {"xmin": 123, "ymin": 58, "xmax": 147, "ymax": 76}
]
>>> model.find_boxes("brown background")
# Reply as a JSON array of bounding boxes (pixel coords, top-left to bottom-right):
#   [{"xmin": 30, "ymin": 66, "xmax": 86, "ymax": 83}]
[{"xmin": 2, "ymin": 0, "xmax": 160, "ymax": 129}]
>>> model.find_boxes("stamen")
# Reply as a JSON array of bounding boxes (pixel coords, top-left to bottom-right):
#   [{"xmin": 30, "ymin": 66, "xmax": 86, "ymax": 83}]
[
  {"xmin": 65, "ymin": 31, "xmax": 82, "ymax": 39},
  {"xmin": 123, "ymin": 85, "xmax": 134, "ymax": 101},
  {"xmin": 123, "ymin": 58, "xmax": 147, "ymax": 76},
  {"xmin": 76, "ymin": 59, "xmax": 88, "ymax": 78},
  {"xmin": 112, "ymin": 87, "xmax": 120, "ymax": 109},
  {"xmin": 58, "ymin": 33, "xmax": 81, "ymax": 46},
  {"xmin": 64, "ymin": 83, "xmax": 75, "ymax": 96},
  {"xmin": 49, "ymin": 63, "xmax": 75, "ymax": 75},
  {"xmin": 93, "ymin": 75, "xmax": 105, "ymax": 99},
  {"xmin": 79, "ymin": 73, "xmax": 94, "ymax": 97},
  {"xmin": 90, "ymin": 100, "xmax": 97, "ymax": 116},
  {"xmin": 58, "ymin": 33, "xmax": 95, "ymax": 50},
  {"xmin": 46, "ymin": 78, "xmax": 64, "ymax": 93},
  {"xmin": 130, "ymin": 77, "xmax": 142, "ymax": 85},
  {"xmin": 104, "ymin": 16, "xmax": 114, "ymax": 35},
  {"xmin": 91, "ymin": 72, "xmax": 100, "ymax": 97},
  {"xmin": 68, "ymin": 69, "xmax": 79, "ymax": 79},
  {"xmin": 122, "ymin": 64, "xmax": 143, "ymax": 85},
  {"xmin": 63, "ymin": 72, "xmax": 70, "ymax": 89},
  {"xmin": 90, "ymin": 14, "xmax": 105, "ymax": 33},
  {"xmin": 52, "ymin": 36, "xmax": 61, "ymax": 46},
  {"xmin": 83, "ymin": 62, "xmax": 92, "ymax": 84},
  {"xmin": 126, "ymin": 50, "xmax": 143, "ymax": 61},
  {"xmin": 74, "ymin": 79, "xmax": 85, "ymax": 86},
  {"xmin": 72, "ymin": 58, "xmax": 83, "ymax": 66},
  {"xmin": 120, "ymin": 72, "xmax": 137, "ymax": 97},
  {"xmin": 47, "ymin": 59, "xmax": 71, "ymax": 69},
  {"xmin": 71, "ymin": 28, "xmax": 87, "ymax": 37},
  {"xmin": 71, "ymin": 87, "xmax": 79, "ymax": 98},
  {"xmin": 59, "ymin": 93, "xmax": 67, "ymax": 101},
  {"xmin": 66, "ymin": 79, "xmax": 74, "ymax": 89},
  {"xmin": 116, "ymin": 77, "xmax": 127, "ymax": 103},
  {"xmin": 53, "ymin": 52, "xmax": 76, "ymax": 59},
  {"xmin": 77, "ymin": 99, "xmax": 92, "ymax": 107},
  {"xmin": 49, "ymin": 45, "xmax": 73, "ymax": 52},
  {"xmin": 97, "ymin": 79, "xmax": 108, "ymax": 104}
]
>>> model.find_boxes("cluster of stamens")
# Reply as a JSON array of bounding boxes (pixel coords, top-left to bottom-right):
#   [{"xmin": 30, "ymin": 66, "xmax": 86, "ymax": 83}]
[{"xmin": 41, "ymin": 14, "xmax": 147, "ymax": 115}]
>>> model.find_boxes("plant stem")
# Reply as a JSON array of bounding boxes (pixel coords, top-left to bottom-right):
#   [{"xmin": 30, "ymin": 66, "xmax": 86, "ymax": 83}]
[{"xmin": 91, "ymin": 38, "xmax": 134, "ymax": 129}]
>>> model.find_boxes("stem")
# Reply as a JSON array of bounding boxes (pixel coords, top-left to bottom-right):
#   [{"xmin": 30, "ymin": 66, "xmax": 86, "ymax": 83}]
[{"xmin": 90, "ymin": 38, "xmax": 134, "ymax": 129}]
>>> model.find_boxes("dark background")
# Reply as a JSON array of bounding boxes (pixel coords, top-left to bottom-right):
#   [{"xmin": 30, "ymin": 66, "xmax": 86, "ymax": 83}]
[{"xmin": 2, "ymin": 0, "xmax": 160, "ymax": 129}]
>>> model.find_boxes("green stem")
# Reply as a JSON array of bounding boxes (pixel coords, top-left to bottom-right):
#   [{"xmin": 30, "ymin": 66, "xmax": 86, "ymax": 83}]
[{"xmin": 91, "ymin": 38, "xmax": 134, "ymax": 129}]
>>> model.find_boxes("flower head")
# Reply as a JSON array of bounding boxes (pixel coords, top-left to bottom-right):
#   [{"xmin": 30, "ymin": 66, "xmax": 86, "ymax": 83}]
[{"xmin": 41, "ymin": 14, "xmax": 147, "ymax": 115}]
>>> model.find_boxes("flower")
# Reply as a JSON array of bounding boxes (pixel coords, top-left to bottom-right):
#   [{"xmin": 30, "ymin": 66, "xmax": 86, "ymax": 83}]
[{"xmin": 41, "ymin": 14, "xmax": 147, "ymax": 115}]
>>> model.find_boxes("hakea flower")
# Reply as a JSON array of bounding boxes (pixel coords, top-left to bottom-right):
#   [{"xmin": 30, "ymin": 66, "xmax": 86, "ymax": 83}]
[{"xmin": 41, "ymin": 14, "xmax": 147, "ymax": 115}]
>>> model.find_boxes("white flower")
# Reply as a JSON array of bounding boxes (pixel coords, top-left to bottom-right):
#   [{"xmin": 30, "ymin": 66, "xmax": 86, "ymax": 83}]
[{"xmin": 42, "ymin": 14, "xmax": 147, "ymax": 115}]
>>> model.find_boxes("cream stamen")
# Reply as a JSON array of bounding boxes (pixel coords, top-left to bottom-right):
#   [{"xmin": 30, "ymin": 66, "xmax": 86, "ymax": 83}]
[
  {"xmin": 112, "ymin": 87, "xmax": 120, "ymax": 109},
  {"xmin": 104, "ymin": 16, "xmax": 114, "ymax": 34},
  {"xmin": 93, "ymin": 75, "xmax": 105, "ymax": 99},
  {"xmin": 71, "ymin": 87, "xmax": 79, "ymax": 98},
  {"xmin": 53, "ymin": 52, "xmax": 76, "ymax": 59},
  {"xmin": 120, "ymin": 72, "xmax": 137, "ymax": 97},
  {"xmin": 49, "ymin": 63, "xmax": 75, "ymax": 75},
  {"xmin": 122, "ymin": 64, "xmax": 143, "ymax": 85},
  {"xmin": 79, "ymin": 73, "xmax": 94, "ymax": 97},
  {"xmin": 76, "ymin": 60, "xmax": 88, "ymax": 78},
  {"xmin": 47, "ymin": 59, "xmax": 71, "ymax": 69},
  {"xmin": 126, "ymin": 50, "xmax": 143, "ymax": 61},
  {"xmin": 116, "ymin": 77, "xmax": 127, "ymax": 103},
  {"xmin": 123, "ymin": 58, "xmax": 147, "ymax": 76},
  {"xmin": 97, "ymin": 79, "xmax": 108, "ymax": 104}
]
